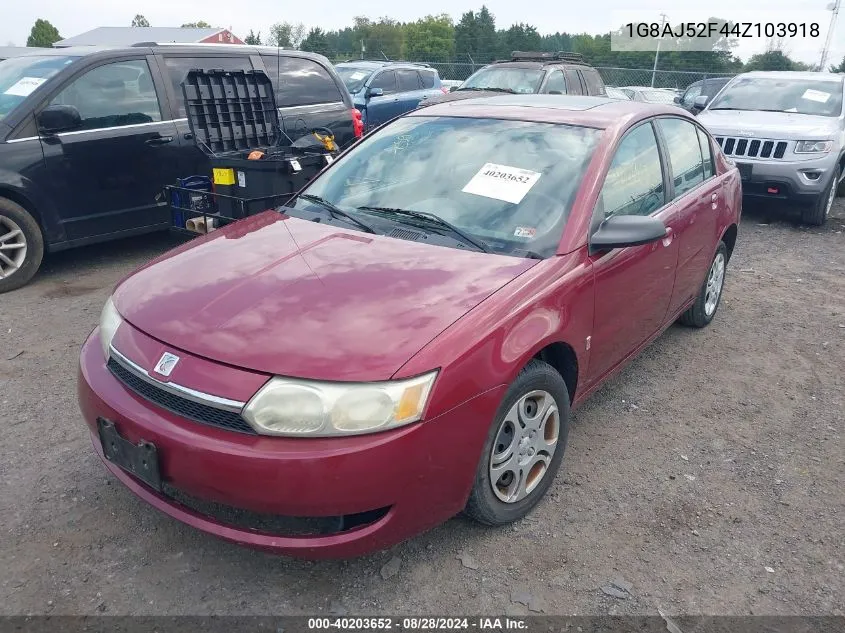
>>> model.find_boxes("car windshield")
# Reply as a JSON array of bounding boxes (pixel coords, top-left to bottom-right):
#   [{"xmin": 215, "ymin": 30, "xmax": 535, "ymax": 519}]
[
  {"xmin": 709, "ymin": 76, "xmax": 844, "ymax": 116},
  {"xmin": 336, "ymin": 66, "xmax": 374, "ymax": 93},
  {"xmin": 460, "ymin": 67, "xmax": 545, "ymax": 94},
  {"xmin": 0, "ymin": 55, "xmax": 77, "ymax": 120},
  {"xmin": 291, "ymin": 116, "xmax": 601, "ymax": 258},
  {"xmin": 640, "ymin": 89, "xmax": 677, "ymax": 104}
]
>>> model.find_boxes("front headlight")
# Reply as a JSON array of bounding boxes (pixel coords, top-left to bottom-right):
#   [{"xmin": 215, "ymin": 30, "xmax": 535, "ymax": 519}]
[
  {"xmin": 794, "ymin": 140, "xmax": 833, "ymax": 154},
  {"xmin": 99, "ymin": 297, "xmax": 123, "ymax": 359},
  {"xmin": 242, "ymin": 371, "xmax": 438, "ymax": 436}
]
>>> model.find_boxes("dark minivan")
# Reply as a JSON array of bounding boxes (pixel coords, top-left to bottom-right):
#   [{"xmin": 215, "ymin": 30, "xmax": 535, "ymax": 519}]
[{"xmin": 0, "ymin": 44, "xmax": 361, "ymax": 292}]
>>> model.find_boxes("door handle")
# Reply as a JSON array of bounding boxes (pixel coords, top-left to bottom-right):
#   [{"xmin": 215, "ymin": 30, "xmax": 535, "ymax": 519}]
[
  {"xmin": 183, "ymin": 132, "xmax": 194, "ymax": 140},
  {"xmin": 711, "ymin": 193, "xmax": 718, "ymax": 201},
  {"xmin": 145, "ymin": 136, "xmax": 174, "ymax": 146},
  {"xmin": 662, "ymin": 226, "xmax": 674, "ymax": 248}
]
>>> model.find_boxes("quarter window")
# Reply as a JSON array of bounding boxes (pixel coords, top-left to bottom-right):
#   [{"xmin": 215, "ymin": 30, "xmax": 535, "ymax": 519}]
[
  {"xmin": 419, "ymin": 70, "xmax": 436, "ymax": 89},
  {"xmin": 580, "ymin": 69, "xmax": 605, "ymax": 95},
  {"xmin": 396, "ymin": 69, "xmax": 421, "ymax": 91},
  {"xmin": 599, "ymin": 123, "xmax": 665, "ymax": 217},
  {"xmin": 49, "ymin": 59, "xmax": 162, "ymax": 130},
  {"xmin": 261, "ymin": 55, "xmax": 343, "ymax": 107},
  {"xmin": 657, "ymin": 118, "xmax": 705, "ymax": 199}
]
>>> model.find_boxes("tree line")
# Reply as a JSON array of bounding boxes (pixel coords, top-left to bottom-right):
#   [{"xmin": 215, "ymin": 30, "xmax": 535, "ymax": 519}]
[{"xmin": 23, "ymin": 11, "xmax": 845, "ymax": 74}]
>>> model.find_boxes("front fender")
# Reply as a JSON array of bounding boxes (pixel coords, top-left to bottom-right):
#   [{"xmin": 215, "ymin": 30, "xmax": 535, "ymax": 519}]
[{"xmin": 0, "ymin": 161, "xmax": 63, "ymax": 245}]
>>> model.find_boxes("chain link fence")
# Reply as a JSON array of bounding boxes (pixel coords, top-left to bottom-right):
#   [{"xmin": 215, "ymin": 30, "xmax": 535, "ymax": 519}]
[{"xmin": 403, "ymin": 59, "xmax": 733, "ymax": 90}]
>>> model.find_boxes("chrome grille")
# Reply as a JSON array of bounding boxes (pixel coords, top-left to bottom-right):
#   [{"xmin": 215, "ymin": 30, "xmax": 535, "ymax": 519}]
[
  {"xmin": 107, "ymin": 350, "xmax": 256, "ymax": 435},
  {"xmin": 714, "ymin": 136, "xmax": 788, "ymax": 160}
]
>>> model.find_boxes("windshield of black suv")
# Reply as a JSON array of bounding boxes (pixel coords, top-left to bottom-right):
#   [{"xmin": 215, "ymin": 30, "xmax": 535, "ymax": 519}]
[
  {"xmin": 290, "ymin": 115, "xmax": 601, "ymax": 258},
  {"xmin": 336, "ymin": 66, "xmax": 374, "ymax": 93},
  {"xmin": 709, "ymin": 76, "xmax": 844, "ymax": 116},
  {"xmin": 0, "ymin": 55, "xmax": 78, "ymax": 120},
  {"xmin": 459, "ymin": 67, "xmax": 545, "ymax": 94}
]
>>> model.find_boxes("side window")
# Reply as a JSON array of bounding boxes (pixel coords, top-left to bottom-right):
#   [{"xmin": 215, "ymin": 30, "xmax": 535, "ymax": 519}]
[
  {"xmin": 270, "ymin": 56, "xmax": 343, "ymax": 107},
  {"xmin": 164, "ymin": 56, "xmax": 252, "ymax": 116},
  {"xmin": 370, "ymin": 71, "xmax": 397, "ymax": 94},
  {"xmin": 580, "ymin": 69, "xmax": 605, "ymax": 95},
  {"xmin": 657, "ymin": 118, "xmax": 705, "ymax": 199},
  {"xmin": 49, "ymin": 59, "xmax": 162, "ymax": 131},
  {"xmin": 697, "ymin": 127, "xmax": 714, "ymax": 179},
  {"xmin": 682, "ymin": 84, "xmax": 702, "ymax": 107},
  {"xmin": 564, "ymin": 69, "xmax": 583, "ymax": 95},
  {"xmin": 418, "ymin": 70, "xmax": 436, "ymax": 89},
  {"xmin": 396, "ymin": 69, "xmax": 421, "ymax": 92},
  {"xmin": 544, "ymin": 70, "xmax": 567, "ymax": 94},
  {"xmin": 599, "ymin": 123, "xmax": 665, "ymax": 218}
]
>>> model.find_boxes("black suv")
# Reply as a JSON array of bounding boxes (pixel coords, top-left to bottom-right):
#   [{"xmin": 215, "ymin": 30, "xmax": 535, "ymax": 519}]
[
  {"xmin": 0, "ymin": 44, "xmax": 361, "ymax": 292},
  {"xmin": 420, "ymin": 51, "xmax": 606, "ymax": 106}
]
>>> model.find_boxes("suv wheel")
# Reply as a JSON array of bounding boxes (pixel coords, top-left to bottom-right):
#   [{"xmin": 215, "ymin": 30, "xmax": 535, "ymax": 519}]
[
  {"xmin": 801, "ymin": 165, "xmax": 839, "ymax": 226},
  {"xmin": 0, "ymin": 198, "xmax": 44, "ymax": 293}
]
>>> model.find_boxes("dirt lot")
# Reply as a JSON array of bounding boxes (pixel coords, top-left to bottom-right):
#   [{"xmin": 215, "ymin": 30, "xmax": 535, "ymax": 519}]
[{"xmin": 1, "ymin": 201, "xmax": 843, "ymax": 617}]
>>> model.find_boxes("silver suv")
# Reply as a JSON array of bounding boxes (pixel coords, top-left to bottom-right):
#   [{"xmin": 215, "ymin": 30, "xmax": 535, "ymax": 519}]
[{"xmin": 696, "ymin": 71, "xmax": 845, "ymax": 225}]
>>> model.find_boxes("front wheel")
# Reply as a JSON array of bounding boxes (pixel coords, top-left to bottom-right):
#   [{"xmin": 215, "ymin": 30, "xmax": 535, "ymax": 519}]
[
  {"xmin": 464, "ymin": 359, "xmax": 570, "ymax": 526},
  {"xmin": 801, "ymin": 165, "xmax": 838, "ymax": 226},
  {"xmin": 0, "ymin": 198, "xmax": 44, "ymax": 294},
  {"xmin": 679, "ymin": 241, "xmax": 727, "ymax": 328}
]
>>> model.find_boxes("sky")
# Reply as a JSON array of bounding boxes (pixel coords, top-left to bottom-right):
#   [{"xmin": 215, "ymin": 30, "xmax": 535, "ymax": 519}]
[{"xmin": 3, "ymin": 0, "xmax": 843, "ymax": 67}]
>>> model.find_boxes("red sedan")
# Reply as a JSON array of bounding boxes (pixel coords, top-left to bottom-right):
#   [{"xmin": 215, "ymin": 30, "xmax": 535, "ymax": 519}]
[{"xmin": 78, "ymin": 95, "xmax": 741, "ymax": 558}]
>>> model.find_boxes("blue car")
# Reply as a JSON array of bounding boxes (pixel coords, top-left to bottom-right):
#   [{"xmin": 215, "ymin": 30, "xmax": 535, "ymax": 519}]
[{"xmin": 335, "ymin": 61, "xmax": 446, "ymax": 132}]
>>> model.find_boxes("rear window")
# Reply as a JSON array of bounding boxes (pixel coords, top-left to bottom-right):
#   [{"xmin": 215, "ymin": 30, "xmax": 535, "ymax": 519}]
[
  {"xmin": 261, "ymin": 55, "xmax": 343, "ymax": 107},
  {"xmin": 419, "ymin": 70, "xmax": 436, "ymax": 89},
  {"xmin": 164, "ymin": 56, "xmax": 253, "ymax": 117}
]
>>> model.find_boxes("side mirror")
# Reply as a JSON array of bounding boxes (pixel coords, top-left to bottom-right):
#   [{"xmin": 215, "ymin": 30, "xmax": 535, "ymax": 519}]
[
  {"xmin": 673, "ymin": 95, "xmax": 681, "ymax": 104},
  {"xmin": 367, "ymin": 87, "xmax": 384, "ymax": 98},
  {"xmin": 693, "ymin": 95, "xmax": 709, "ymax": 110},
  {"xmin": 449, "ymin": 86, "xmax": 459, "ymax": 92},
  {"xmin": 590, "ymin": 214, "xmax": 666, "ymax": 252},
  {"xmin": 548, "ymin": 90, "xmax": 563, "ymax": 95},
  {"xmin": 37, "ymin": 104, "xmax": 82, "ymax": 134}
]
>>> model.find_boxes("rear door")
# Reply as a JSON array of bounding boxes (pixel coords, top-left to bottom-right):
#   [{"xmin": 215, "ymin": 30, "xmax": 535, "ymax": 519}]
[
  {"xmin": 158, "ymin": 53, "xmax": 256, "ymax": 178},
  {"xmin": 655, "ymin": 117, "xmax": 723, "ymax": 315},
  {"xmin": 259, "ymin": 54, "xmax": 354, "ymax": 148},
  {"xmin": 395, "ymin": 69, "xmax": 426, "ymax": 112},
  {"xmin": 365, "ymin": 70, "xmax": 398, "ymax": 130},
  {"xmin": 38, "ymin": 56, "xmax": 180, "ymax": 240}
]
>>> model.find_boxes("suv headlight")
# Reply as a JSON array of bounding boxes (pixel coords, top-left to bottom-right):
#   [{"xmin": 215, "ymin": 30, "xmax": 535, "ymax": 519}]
[
  {"xmin": 99, "ymin": 297, "xmax": 123, "ymax": 360},
  {"xmin": 242, "ymin": 371, "xmax": 438, "ymax": 436},
  {"xmin": 794, "ymin": 140, "xmax": 833, "ymax": 154}
]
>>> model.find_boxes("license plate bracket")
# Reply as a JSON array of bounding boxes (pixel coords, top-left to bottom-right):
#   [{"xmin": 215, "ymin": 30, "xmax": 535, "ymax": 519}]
[
  {"xmin": 97, "ymin": 418, "xmax": 162, "ymax": 491},
  {"xmin": 736, "ymin": 162, "xmax": 752, "ymax": 181}
]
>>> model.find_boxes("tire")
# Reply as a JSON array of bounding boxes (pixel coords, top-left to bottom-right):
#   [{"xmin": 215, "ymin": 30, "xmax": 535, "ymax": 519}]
[
  {"xmin": 837, "ymin": 165, "xmax": 845, "ymax": 198},
  {"xmin": 679, "ymin": 241, "xmax": 727, "ymax": 328},
  {"xmin": 801, "ymin": 165, "xmax": 838, "ymax": 226},
  {"xmin": 0, "ymin": 198, "xmax": 44, "ymax": 294},
  {"xmin": 464, "ymin": 359, "xmax": 570, "ymax": 526}
]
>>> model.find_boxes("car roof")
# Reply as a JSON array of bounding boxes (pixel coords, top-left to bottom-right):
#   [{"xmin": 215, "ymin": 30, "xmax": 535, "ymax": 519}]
[
  {"xmin": 738, "ymin": 71, "xmax": 844, "ymax": 82},
  {"xmin": 336, "ymin": 60, "xmax": 433, "ymax": 70},
  {"xmin": 481, "ymin": 61, "xmax": 579, "ymax": 70},
  {"xmin": 8, "ymin": 43, "xmax": 331, "ymax": 63},
  {"xmin": 408, "ymin": 94, "xmax": 687, "ymax": 128}
]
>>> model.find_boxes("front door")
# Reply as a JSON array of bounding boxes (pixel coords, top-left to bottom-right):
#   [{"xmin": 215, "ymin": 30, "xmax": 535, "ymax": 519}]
[
  {"xmin": 587, "ymin": 121, "xmax": 680, "ymax": 383},
  {"xmin": 39, "ymin": 58, "xmax": 179, "ymax": 241},
  {"xmin": 365, "ymin": 70, "xmax": 399, "ymax": 129}
]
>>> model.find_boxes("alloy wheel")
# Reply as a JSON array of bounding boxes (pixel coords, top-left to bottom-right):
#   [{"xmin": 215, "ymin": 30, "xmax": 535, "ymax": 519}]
[
  {"xmin": 704, "ymin": 252, "xmax": 726, "ymax": 317},
  {"xmin": 0, "ymin": 216, "xmax": 27, "ymax": 280}
]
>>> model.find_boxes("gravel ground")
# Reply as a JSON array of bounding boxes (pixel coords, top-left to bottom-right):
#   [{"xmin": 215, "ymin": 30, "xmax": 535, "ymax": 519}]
[{"xmin": 1, "ymin": 200, "xmax": 843, "ymax": 617}]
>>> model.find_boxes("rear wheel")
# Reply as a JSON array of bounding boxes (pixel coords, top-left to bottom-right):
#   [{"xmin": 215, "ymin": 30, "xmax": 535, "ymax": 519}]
[
  {"xmin": 679, "ymin": 241, "xmax": 727, "ymax": 328},
  {"xmin": 464, "ymin": 359, "xmax": 570, "ymax": 526},
  {"xmin": 0, "ymin": 198, "xmax": 44, "ymax": 294},
  {"xmin": 801, "ymin": 165, "xmax": 838, "ymax": 226}
]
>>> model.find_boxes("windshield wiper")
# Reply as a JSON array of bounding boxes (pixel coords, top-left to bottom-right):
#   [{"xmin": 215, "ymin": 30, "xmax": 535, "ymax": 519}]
[
  {"xmin": 357, "ymin": 206, "xmax": 491, "ymax": 253},
  {"xmin": 297, "ymin": 194, "xmax": 377, "ymax": 234},
  {"xmin": 457, "ymin": 86, "xmax": 517, "ymax": 94}
]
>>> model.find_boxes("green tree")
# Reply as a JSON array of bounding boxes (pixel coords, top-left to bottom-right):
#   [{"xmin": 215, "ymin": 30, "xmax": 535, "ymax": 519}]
[
  {"xmin": 829, "ymin": 55, "xmax": 845, "ymax": 73},
  {"xmin": 131, "ymin": 14, "xmax": 150, "ymax": 27},
  {"xmin": 744, "ymin": 50, "xmax": 797, "ymax": 71},
  {"xmin": 268, "ymin": 22, "xmax": 305, "ymax": 48},
  {"xmin": 404, "ymin": 15, "xmax": 455, "ymax": 60},
  {"xmin": 26, "ymin": 19, "xmax": 61, "ymax": 47},
  {"xmin": 300, "ymin": 27, "xmax": 330, "ymax": 56},
  {"xmin": 244, "ymin": 30, "xmax": 261, "ymax": 45},
  {"xmin": 455, "ymin": 5, "xmax": 497, "ymax": 62},
  {"xmin": 497, "ymin": 23, "xmax": 541, "ymax": 59},
  {"xmin": 181, "ymin": 21, "xmax": 212, "ymax": 28}
]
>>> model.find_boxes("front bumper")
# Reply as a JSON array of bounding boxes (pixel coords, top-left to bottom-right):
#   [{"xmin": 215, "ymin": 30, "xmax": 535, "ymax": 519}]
[
  {"xmin": 78, "ymin": 330, "xmax": 504, "ymax": 558},
  {"xmin": 730, "ymin": 154, "xmax": 838, "ymax": 203}
]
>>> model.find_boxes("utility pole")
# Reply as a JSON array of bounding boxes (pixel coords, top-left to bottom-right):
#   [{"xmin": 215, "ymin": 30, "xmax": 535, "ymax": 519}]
[
  {"xmin": 819, "ymin": 0, "xmax": 841, "ymax": 70},
  {"xmin": 360, "ymin": 39, "xmax": 365, "ymax": 60},
  {"xmin": 651, "ymin": 13, "xmax": 668, "ymax": 87}
]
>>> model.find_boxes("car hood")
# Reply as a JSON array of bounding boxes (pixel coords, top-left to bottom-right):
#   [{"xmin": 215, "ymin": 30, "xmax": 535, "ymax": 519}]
[
  {"xmin": 113, "ymin": 212, "xmax": 535, "ymax": 382},
  {"xmin": 697, "ymin": 109, "xmax": 842, "ymax": 139}
]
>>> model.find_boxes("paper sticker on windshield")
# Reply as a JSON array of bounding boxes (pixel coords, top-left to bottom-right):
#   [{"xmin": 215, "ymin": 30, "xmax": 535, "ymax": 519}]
[
  {"xmin": 801, "ymin": 89, "xmax": 830, "ymax": 103},
  {"xmin": 3, "ymin": 77, "xmax": 47, "ymax": 97},
  {"xmin": 514, "ymin": 226, "xmax": 537, "ymax": 239},
  {"xmin": 349, "ymin": 71, "xmax": 367, "ymax": 80},
  {"xmin": 462, "ymin": 163, "xmax": 541, "ymax": 204}
]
